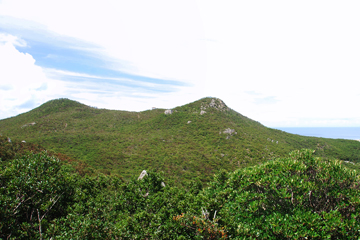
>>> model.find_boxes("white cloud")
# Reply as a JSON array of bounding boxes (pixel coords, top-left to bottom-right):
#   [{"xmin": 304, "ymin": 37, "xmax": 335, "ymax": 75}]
[
  {"xmin": 1, "ymin": 1, "xmax": 360, "ymax": 126},
  {"xmin": 196, "ymin": 0, "xmax": 360, "ymax": 127},
  {"xmin": 0, "ymin": 0, "xmax": 207, "ymax": 83},
  {"xmin": 0, "ymin": 0, "xmax": 208, "ymax": 119},
  {"xmin": 0, "ymin": 32, "xmax": 205, "ymax": 119},
  {"xmin": 0, "ymin": 33, "xmax": 26, "ymax": 47},
  {"xmin": 0, "ymin": 34, "xmax": 67, "ymax": 119}
]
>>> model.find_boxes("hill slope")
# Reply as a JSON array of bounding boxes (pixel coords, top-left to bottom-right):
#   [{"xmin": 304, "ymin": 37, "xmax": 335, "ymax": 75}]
[{"xmin": 1, "ymin": 97, "xmax": 359, "ymax": 183}]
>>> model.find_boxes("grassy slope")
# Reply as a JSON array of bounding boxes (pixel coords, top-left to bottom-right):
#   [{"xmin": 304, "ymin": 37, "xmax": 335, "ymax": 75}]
[
  {"xmin": 1, "ymin": 97, "xmax": 359, "ymax": 184},
  {"xmin": 0, "ymin": 135, "xmax": 92, "ymax": 176}
]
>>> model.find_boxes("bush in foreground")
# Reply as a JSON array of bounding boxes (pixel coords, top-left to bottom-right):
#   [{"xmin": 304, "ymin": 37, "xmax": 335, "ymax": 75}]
[
  {"xmin": 202, "ymin": 149, "xmax": 360, "ymax": 239},
  {"xmin": 0, "ymin": 152, "xmax": 72, "ymax": 239},
  {"xmin": 1, "ymin": 149, "xmax": 359, "ymax": 239}
]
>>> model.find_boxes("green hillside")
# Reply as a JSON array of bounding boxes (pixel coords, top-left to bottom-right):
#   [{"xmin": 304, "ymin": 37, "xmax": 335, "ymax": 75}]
[{"xmin": 1, "ymin": 97, "xmax": 359, "ymax": 184}]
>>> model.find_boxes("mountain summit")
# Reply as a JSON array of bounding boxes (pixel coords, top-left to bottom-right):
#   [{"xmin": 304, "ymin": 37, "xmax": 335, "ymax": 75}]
[{"xmin": 0, "ymin": 97, "xmax": 359, "ymax": 183}]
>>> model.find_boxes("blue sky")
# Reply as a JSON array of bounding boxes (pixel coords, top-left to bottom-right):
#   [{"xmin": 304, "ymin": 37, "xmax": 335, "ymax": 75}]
[{"xmin": 1, "ymin": 0, "xmax": 360, "ymax": 127}]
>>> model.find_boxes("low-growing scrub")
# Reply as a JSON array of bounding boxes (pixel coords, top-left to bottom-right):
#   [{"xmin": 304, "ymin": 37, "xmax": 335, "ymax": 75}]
[
  {"xmin": 1, "ymin": 149, "xmax": 359, "ymax": 239},
  {"xmin": 1, "ymin": 97, "xmax": 360, "ymax": 186},
  {"xmin": 203, "ymin": 149, "xmax": 360, "ymax": 239}
]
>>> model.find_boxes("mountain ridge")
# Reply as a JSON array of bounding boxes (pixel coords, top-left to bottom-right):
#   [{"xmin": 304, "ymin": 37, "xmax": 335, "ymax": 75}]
[{"xmin": 1, "ymin": 97, "xmax": 359, "ymax": 184}]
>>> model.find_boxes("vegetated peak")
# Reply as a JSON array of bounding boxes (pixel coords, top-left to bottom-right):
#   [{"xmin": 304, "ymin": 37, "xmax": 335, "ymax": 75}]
[
  {"xmin": 40, "ymin": 98, "xmax": 85, "ymax": 108},
  {"xmin": 171, "ymin": 97, "xmax": 230, "ymax": 115},
  {"xmin": 33, "ymin": 98, "xmax": 89, "ymax": 115},
  {"xmin": 200, "ymin": 97, "xmax": 228, "ymax": 111},
  {"xmin": 37, "ymin": 97, "xmax": 228, "ymax": 116},
  {"xmin": 179, "ymin": 97, "xmax": 263, "ymax": 126},
  {"xmin": 187, "ymin": 97, "xmax": 227, "ymax": 109},
  {"xmin": 1, "ymin": 95, "xmax": 360, "ymax": 185}
]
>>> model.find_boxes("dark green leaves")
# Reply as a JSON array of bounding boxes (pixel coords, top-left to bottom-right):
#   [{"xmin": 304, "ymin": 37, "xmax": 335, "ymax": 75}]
[
  {"xmin": 0, "ymin": 152, "xmax": 72, "ymax": 239},
  {"xmin": 204, "ymin": 149, "xmax": 360, "ymax": 238},
  {"xmin": 1, "ymin": 149, "xmax": 359, "ymax": 239}
]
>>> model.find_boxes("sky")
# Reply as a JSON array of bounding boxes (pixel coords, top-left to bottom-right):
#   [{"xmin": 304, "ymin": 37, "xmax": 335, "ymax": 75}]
[{"xmin": 0, "ymin": 0, "xmax": 359, "ymax": 127}]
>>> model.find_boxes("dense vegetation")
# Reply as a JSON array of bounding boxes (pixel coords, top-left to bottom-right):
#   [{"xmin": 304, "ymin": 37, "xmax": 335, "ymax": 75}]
[
  {"xmin": 1, "ymin": 149, "xmax": 359, "ymax": 239},
  {"xmin": 0, "ymin": 136, "xmax": 91, "ymax": 176},
  {"xmin": 1, "ymin": 97, "xmax": 359, "ymax": 185},
  {"xmin": 2, "ymin": 97, "xmax": 359, "ymax": 238}
]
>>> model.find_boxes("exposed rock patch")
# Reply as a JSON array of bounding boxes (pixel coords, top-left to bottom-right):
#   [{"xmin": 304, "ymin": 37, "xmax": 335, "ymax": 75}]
[
  {"xmin": 209, "ymin": 98, "xmax": 227, "ymax": 111},
  {"xmin": 222, "ymin": 128, "xmax": 237, "ymax": 135},
  {"xmin": 220, "ymin": 128, "xmax": 237, "ymax": 139},
  {"xmin": 138, "ymin": 170, "xmax": 147, "ymax": 180},
  {"xmin": 164, "ymin": 109, "xmax": 173, "ymax": 115},
  {"xmin": 21, "ymin": 122, "xmax": 36, "ymax": 128},
  {"xmin": 267, "ymin": 138, "xmax": 278, "ymax": 144},
  {"xmin": 199, "ymin": 98, "xmax": 228, "ymax": 115}
]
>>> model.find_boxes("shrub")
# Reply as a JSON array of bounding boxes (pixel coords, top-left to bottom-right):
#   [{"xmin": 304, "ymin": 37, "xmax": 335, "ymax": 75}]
[
  {"xmin": 2, "ymin": 149, "xmax": 359, "ymax": 239},
  {"xmin": 203, "ymin": 149, "xmax": 360, "ymax": 239},
  {"xmin": 0, "ymin": 152, "xmax": 72, "ymax": 239}
]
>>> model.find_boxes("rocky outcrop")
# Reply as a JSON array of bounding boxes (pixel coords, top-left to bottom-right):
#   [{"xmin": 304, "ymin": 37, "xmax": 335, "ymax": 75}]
[
  {"xmin": 267, "ymin": 138, "xmax": 278, "ymax": 144},
  {"xmin": 222, "ymin": 128, "xmax": 236, "ymax": 135},
  {"xmin": 199, "ymin": 98, "xmax": 228, "ymax": 115},
  {"xmin": 220, "ymin": 128, "xmax": 237, "ymax": 139},
  {"xmin": 164, "ymin": 109, "xmax": 173, "ymax": 115},
  {"xmin": 21, "ymin": 122, "xmax": 36, "ymax": 128},
  {"xmin": 138, "ymin": 170, "xmax": 147, "ymax": 180},
  {"xmin": 209, "ymin": 98, "xmax": 227, "ymax": 111}
]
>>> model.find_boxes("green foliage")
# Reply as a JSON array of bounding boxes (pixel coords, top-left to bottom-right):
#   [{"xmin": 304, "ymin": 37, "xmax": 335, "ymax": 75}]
[
  {"xmin": 202, "ymin": 149, "xmax": 360, "ymax": 239},
  {"xmin": 342, "ymin": 160, "xmax": 360, "ymax": 173},
  {"xmin": 1, "ymin": 98, "xmax": 360, "ymax": 186},
  {"xmin": 1, "ymin": 149, "xmax": 360, "ymax": 239},
  {"xmin": 0, "ymin": 152, "xmax": 73, "ymax": 239},
  {"xmin": 0, "ymin": 136, "xmax": 45, "ymax": 162},
  {"xmin": 0, "ymin": 135, "xmax": 94, "ymax": 176},
  {"xmin": 45, "ymin": 169, "xmax": 204, "ymax": 239},
  {"xmin": 172, "ymin": 212, "xmax": 228, "ymax": 239}
]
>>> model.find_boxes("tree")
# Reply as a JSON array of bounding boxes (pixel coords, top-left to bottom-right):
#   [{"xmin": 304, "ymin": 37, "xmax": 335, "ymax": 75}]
[{"xmin": 0, "ymin": 152, "xmax": 72, "ymax": 239}]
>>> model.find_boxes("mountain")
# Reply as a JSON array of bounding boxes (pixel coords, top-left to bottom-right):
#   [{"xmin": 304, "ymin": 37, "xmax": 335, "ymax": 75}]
[
  {"xmin": 1, "ymin": 97, "xmax": 359, "ymax": 184},
  {"xmin": 0, "ymin": 135, "xmax": 90, "ymax": 176}
]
